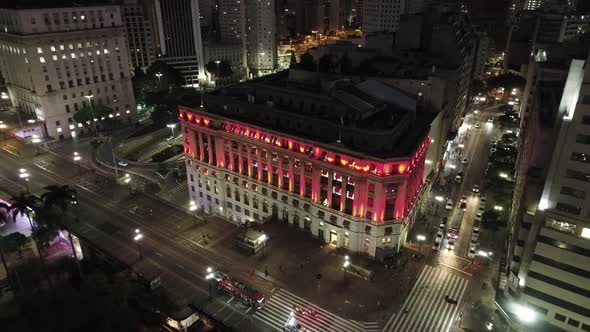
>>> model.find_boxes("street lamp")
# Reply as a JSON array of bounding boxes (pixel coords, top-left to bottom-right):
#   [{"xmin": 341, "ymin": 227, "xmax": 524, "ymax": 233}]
[
  {"xmin": 189, "ymin": 200, "xmax": 197, "ymax": 225},
  {"xmin": 343, "ymin": 255, "xmax": 350, "ymax": 281},
  {"xmin": 84, "ymin": 95, "xmax": 98, "ymax": 136},
  {"xmin": 134, "ymin": 229, "xmax": 143, "ymax": 259},
  {"xmin": 166, "ymin": 123, "xmax": 176, "ymax": 140},
  {"xmin": 417, "ymin": 235, "xmax": 426, "ymax": 256},
  {"xmin": 19, "ymin": 168, "xmax": 30, "ymax": 192},
  {"xmin": 214, "ymin": 60, "xmax": 221, "ymax": 80},
  {"xmin": 205, "ymin": 267, "xmax": 215, "ymax": 298},
  {"xmin": 514, "ymin": 303, "xmax": 536, "ymax": 324},
  {"xmin": 155, "ymin": 72, "xmax": 163, "ymax": 87},
  {"xmin": 0, "ymin": 121, "xmax": 7, "ymax": 142},
  {"xmin": 32, "ymin": 134, "xmax": 41, "ymax": 154}
]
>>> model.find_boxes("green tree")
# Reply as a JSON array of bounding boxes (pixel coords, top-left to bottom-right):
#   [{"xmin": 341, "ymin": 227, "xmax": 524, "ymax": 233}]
[
  {"xmin": 74, "ymin": 102, "xmax": 113, "ymax": 135},
  {"xmin": 131, "ymin": 67, "xmax": 149, "ymax": 104},
  {"xmin": 145, "ymin": 61, "xmax": 185, "ymax": 91},
  {"xmin": 205, "ymin": 60, "xmax": 234, "ymax": 79},
  {"xmin": 318, "ymin": 54, "xmax": 333, "ymax": 73},
  {"xmin": 338, "ymin": 53, "xmax": 353, "ymax": 74},
  {"xmin": 298, "ymin": 52, "xmax": 315, "ymax": 71},
  {"xmin": 150, "ymin": 104, "xmax": 174, "ymax": 128},
  {"xmin": 41, "ymin": 185, "xmax": 81, "ymax": 271}
]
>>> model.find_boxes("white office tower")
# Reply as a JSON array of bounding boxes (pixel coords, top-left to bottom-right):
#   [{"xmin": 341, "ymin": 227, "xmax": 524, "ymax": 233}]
[
  {"xmin": 0, "ymin": 4, "xmax": 136, "ymax": 139},
  {"xmin": 363, "ymin": 0, "xmax": 406, "ymax": 35},
  {"xmin": 506, "ymin": 55, "xmax": 590, "ymax": 331},
  {"xmin": 246, "ymin": 0, "xmax": 277, "ymax": 77}
]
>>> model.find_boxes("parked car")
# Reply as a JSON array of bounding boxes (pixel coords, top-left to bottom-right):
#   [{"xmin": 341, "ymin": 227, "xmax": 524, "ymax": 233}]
[
  {"xmin": 478, "ymin": 206, "xmax": 485, "ymax": 214},
  {"xmin": 439, "ymin": 222, "xmax": 446, "ymax": 231},
  {"xmin": 455, "ymin": 175, "xmax": 462, "ymax": 183},
  {"xmin": 118, "ymin": 161, "xmax": 128, "ymax": 167},
  {"xmin": 460, "ymin": 202, "xmax": 467, "ymax": 211},
  {"xmin": 446, "ymin": 199, "xmax": 453, "ymax": 210},
  {"xmin": 435, "ymin": 232, "xmax": 443, "ymax": 244},
  {"xmin": 480, "ymin": 196, "xmax": 487, "ymax": 204},
  {"xmin": 468, "ymin": 248, "xmax": 476, "ymax": 259},
  {"xmin": 462, "ymin": 158, "xmax": 468, "ymax": 165},
  {"xmin": 470, "ymin": 237, "xmax": 479, "ymax": 246},
  {"xmin": 447, "ymin": 239, "xmax": 455, "ymax": 250},
  {"xmin": 475, "ymin": 213, "xmax": 483, "ymax": 222},
  {"xmin": 475, "ymin": 123, "xmax": 481, "ymax": 129},
  {"xmin": 460, "ymin": 195, "xmax": 467, "ymax": 203},
  {"xmin": 472, "ymin": 184, "xmax": 480, "ymax": 193}
]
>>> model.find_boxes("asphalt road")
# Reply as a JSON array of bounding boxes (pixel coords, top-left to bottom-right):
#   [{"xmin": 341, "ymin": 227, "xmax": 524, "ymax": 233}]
[{"xmin": 0, "ymin": 137, "xmax": 276, "ymax": 332}]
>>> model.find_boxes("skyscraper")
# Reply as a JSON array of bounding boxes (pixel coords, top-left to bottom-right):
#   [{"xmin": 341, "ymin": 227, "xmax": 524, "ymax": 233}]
[{"xmin": 246, "ymin": 0, "xmax": 276, "ymax": 77}]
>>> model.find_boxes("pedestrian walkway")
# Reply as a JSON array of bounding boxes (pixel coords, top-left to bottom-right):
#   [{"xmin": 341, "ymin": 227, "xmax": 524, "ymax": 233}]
[
  {"xmin": 253, "ymin": 289, "xmax": 377, "ymax": 332},
  {"xmin": 383, "ymin": 265, "xmax": 469, "ymax": 332}
]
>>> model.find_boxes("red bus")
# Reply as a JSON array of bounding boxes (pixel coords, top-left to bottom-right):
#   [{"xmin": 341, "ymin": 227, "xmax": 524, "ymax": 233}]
[{"xmin": 216, "ymin": 276, "xmax": 265, "ymax": 309}]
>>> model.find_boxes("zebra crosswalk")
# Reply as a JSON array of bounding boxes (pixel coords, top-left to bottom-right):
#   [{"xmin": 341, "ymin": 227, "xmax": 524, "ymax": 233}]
[
  {"xmin": 253, "ymin": 289, "xmax": 378, "ymax": 332},
  {"xmin": 383, "ymin": 265, "xmax": 469, "ymax": 332}
]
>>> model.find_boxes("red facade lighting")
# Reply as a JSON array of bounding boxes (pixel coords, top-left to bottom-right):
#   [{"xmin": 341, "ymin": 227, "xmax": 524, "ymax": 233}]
[
  {"xmin": 340, "ymin": 158, "xmax": 349, "ymax": 166},
  {"xmin": 398, "ymin": 164, "xmax": 407, "ymax": 174}
]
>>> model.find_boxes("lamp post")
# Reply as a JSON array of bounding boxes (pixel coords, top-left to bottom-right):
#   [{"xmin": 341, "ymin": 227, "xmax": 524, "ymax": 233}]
[
  {"xmin": 156, "ymin": 72, "xmax": 163, "ymax": 88},
  {"xmin": 32, "ymin": 134, "xmax": 41, "ymax": 155},
  {"xmin": 134, "ymin": 229, "xmax": 143, "ymax": 259},
  {"xmin": 18, "ymin": 168, "xmax": 30, "ymax": 192},
  {"xmin": 417, "ymin": 235, "xmax": 426, "ymax": 256},
  {"xmin": 73, "ymin": 151, "xmax": 82, "ymax": 180},
  {"xmin": 0, "ymin": 121, "xmax": 7, "ymax": 142},
  {"xmin": 166, "ymin": 123, "xmax": 176, "ymax": 140},
  {"xmin": 205, "ymin": 267, "xmax": 215, "ymax": 298},
  {"xmin": 189, "ymin": 200, "xmax": 197, "ymax": 225},
  {"xmin": 84, "ymin": 95, "xmax": 98, "ymax": 136},
  {"xmin": 214, "ymin": 60, "xmax": 221, "ymax": 80},
  {"xmin": 343, "ymin": 255, "xmax": 350, "ymax": 282}
]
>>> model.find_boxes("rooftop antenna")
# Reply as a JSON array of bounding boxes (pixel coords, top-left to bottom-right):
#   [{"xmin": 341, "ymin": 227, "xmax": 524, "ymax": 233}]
[{"xmin": 337, "ymin": 115, "xmax": 343, "ymax": 143}]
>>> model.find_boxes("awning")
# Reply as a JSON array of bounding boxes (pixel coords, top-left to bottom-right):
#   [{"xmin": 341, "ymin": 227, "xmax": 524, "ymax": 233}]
[
  {"xmin": 242, "ymin": 180, "xmax": 248, "ymax": 187},
  {"xmin": 203, "ymin": 168, "xmax": 208, "ymax": 174},
  {"xmin": 251, "ymin": 184, "xmax": 257, "ymax": 191},
  {"xmin": 330, "ymin": 215, "xmax": 337, "ymax": 223},
  {"xmin": 195, "ymin": 165, "xmax": 201, "ymax": 170}
]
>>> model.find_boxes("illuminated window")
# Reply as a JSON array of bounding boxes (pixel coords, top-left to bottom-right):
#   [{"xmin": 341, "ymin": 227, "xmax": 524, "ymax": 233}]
[
  {"xmin": 39, "ymin": 56, "xmax": 45, "ymax": 63},
  {"xmin": 546, "ymin": 218, "xmax": 576, "ymax": 235},
  {"xmin": 37, "ymin": 47, "xmax": 42, "ymax": 53},
  {"xmin": 581, "ymin": 228, "xmax": 590, "ymax": 239}
]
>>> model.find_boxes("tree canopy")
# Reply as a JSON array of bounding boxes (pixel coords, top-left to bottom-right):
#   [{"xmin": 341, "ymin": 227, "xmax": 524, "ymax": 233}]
[
  {"xmin": 205, "ymin": 59, "xmax": 233, "ymax": 78},
  {"xmin": 298, "ymin": 52, "xmax": 315, "ymax": 71}
]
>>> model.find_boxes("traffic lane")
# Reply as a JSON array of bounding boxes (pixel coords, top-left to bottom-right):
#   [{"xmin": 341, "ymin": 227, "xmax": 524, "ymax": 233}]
[{"xmin": 0, "ymin": 149, "xmax": 270, "ymax": 331}]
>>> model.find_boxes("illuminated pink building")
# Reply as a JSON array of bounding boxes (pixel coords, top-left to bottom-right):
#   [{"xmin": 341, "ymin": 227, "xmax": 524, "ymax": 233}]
[{"xmin": 180, "ymin": 77, "xmax": 436, "ymax": 258}]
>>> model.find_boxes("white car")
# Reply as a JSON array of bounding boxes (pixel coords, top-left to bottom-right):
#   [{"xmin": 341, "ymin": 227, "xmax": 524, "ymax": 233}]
[
  {"xmin": 470, "ymin": 237, "xmax": 479, "ymax": 246},
  {"xmin": 475, "ymin": 123, "xmax": 481, "ymax": 129},
  {"xmin": 468, "ymin": 248, "xmax": 476, "ymax": 259},
  {"xmin": 475, "ymin": 213, "xmax": 483, "ymax": 222},
  {"xmin": 439, "ymin": 222, "xmax": 446, "ymax": 231},
  {"xmin": 455, "ymin": 175, "xmax": 462, "ymax": 183},
  {"xmin": 472, "ymin": 184, "xmax": 480, "ymax": 193},
  {"xmin": 487, "ymin": 117, "xmax": 494, "ymax": 123},
  {"xmin": 118, "ymin": 161, "xmax": 128, "ymax": 167},
  {"xmin": 446, "ymin": 199, "xmax": 453, "ymax": 210},
  {"xmin": 460, "ymin": 195, "xmax": 467, "ymax": 203},
  {"xmin": 491, "ymin": 147, "xmax": 497, "ymax": 154},
  {"xmin": 480, "ymin": 196, "xmax": 487, "ymax": 204},
  {"xmin": 447, "ymin": 239, "xmax": 455, "ymax": 250},
  {"xmin": 435, "ymin": 232, "xmax": 443, "ymax": 244},
  {"xmin": 462, "ymin": 158, "xmax": 468, "ymax": 165}
]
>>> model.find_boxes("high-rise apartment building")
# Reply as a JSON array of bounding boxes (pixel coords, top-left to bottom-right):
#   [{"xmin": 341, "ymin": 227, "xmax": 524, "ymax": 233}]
[
  {"xmin": 120, "ymin": 0, "xmax": 158, "ymax": 70},
  {"xmin": 362, "ymin": 0, "xmax": 406, "ymax": 35},
  {"xmin": 179, "ymin": 75, "xmax": 434, "ymax": 259},
  {"xmin": 154, "ymin": 0, "xmax": 206, "ymax": 85},
  {"xmin": 501, "ymin": 53, "xmax": 590, "ymax": 332},
  {"xmin": 0, "ymin": 4, "xmax": 136, "ymax": 139},
  {"xmin": 246, "ymin": 0, "xmax": 276, "ymax": 77}
]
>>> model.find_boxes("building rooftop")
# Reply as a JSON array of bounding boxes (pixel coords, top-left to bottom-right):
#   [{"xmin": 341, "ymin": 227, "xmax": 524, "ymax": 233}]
[
  {"xmin": 181, "ymin": 71, "xmax": 435, "ymax": 160},
  {"xmin": 0, "ymin": 0, "xmax": 111, "ymax": 10}
]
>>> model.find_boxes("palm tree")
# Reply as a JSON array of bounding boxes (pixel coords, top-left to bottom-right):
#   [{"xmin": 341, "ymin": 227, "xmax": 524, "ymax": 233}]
[
  {"xmin": 8, "ymin": 192, "xmax": 41, "ymax": 246},
  {"xmin": 0, "ymin": 202, "xmax": 10, "ymax": 285},
  {"xmin": 41, "ymin": 185, "xmax": 82, "ymax": 275}
]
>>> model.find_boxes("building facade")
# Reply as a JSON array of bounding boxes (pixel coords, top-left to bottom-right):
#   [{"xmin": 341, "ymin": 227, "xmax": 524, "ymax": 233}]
[
  {"xmin": 503, "ymin": 55, "xmax": 590, "ymax": 332},
  {"xmin": 120, "ymin": 0, "xmax": 158, "ymax": 70},
  {"xmin": 362, "ymin": 0, "xmax": 406, "ymax": 36},
  {"xmin": 0, "ymin": 4, "xmax": 136, "ymax": 139},
  {"xmin": 179, "ymin": 77, "xmax": 433, "ymax": 259},
  {"xmin": 246, "ymin": 0, "xmax": 277, "ymax": 77}
]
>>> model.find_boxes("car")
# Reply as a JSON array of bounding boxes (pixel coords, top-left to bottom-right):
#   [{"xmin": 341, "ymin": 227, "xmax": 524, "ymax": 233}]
[
  {"xmin": 478, "ymin": 206, "xmax": 485, "ymax": 214},
  {"xmin": 447, "ymin": 227, "xmax": 459, "ymax": 239},
  {"xmin": 491, "ymin": 147, "xmax": 497, "ymax": 154},
  {"xmin": 118, "ymin": 161, "xmax": 128, "ymax": 167},
  {"xmin": 492, "ymin": 141, "xmax": 498, "ymax": 147},
  {"xmin": 462, "ymin": 158, "xmax": 468, "ymax": 165},
  {"xmin": 440, "ymin": 217, "xmax": 448, "ymax": 225},
  {"xmin": 487, "ymin": 117, "xmax": 494, "ymax": 123},
  {"xmin": 445, "ymin": 199, "xmax": 453, "ymax": 210},
  {"xmin": 470, "ymin": 238, "xmax": 479, "ymax": 246},
  {"xmin": 455, "ymin": 175, "xmax": 462, "ymax": 183},
  {"xmin": 475, "ymin": 213, "xmax": 482, "ymax": 222},
  {"xmin": 473, "ymin": 225, "xmax": 480, "ymax": 233},
  {"xmin": 212, "ymin": 271, "xmax": 229, "ymax": 281},
  {"xmin": 447, "ymin": 239, "xmax": 455, "ymax": 250},
  {"xmin": 472, "ymin": 184, "xmax": 480, "ymax": 193},
  {"xmin": 460, "ymin": 202, "xmax": 467, "ymax": 211},
  {"xmin": 460, "ymin": 195, "xmax": 467, "ymax": 203},
  {"xmin": 435, "ymin": 233, "xmax": 443, "ymax": 244},
  {"xmin": 475, "ymin": 123, "xmax": 481, "ymax": 129},
  {"xmin": 468, "ymin": 248, "xmax": 476, "ymax": 259},
  {"xmin": 439, "ymin": 222, "xmax": 446, "ymax": 231},
  {"xmin": 480, "ymin": 196, "xmax": 487, "ymax": 204}
]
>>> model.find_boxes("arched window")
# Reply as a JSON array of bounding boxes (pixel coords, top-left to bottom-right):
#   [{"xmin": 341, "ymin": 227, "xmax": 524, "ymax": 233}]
[
  {"xmin": 262, "ymin": 200, "xmax": 268, "ymax": 213},
  {"xmin": 243, "ymin": 193, "xmax": 249, "ymax": 205},
  {"xmin": 253, "ymin": 197, "xmax": 259, "ymax": 209},
  {"xmin": 234, "ymin": 188, "xmax": 240, "ymax": 201}
]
